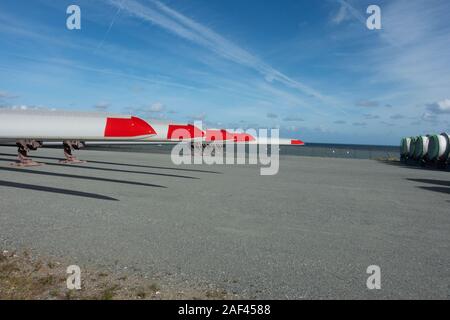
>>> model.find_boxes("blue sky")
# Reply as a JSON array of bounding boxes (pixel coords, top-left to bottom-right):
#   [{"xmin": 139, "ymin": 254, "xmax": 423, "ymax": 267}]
[{"xmin": 0, "ymin": 0, "xmax": 449, "ymax": 145}]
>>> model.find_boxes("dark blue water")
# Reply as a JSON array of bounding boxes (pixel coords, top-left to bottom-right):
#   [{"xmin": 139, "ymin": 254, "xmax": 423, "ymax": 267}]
[
  {"xmin": 280, "ymin": 143, "xmax": 399, "ymax": 159},
  {"xmin": 88, "ymin": 142, "xmax": 400, "ymax": 160}
]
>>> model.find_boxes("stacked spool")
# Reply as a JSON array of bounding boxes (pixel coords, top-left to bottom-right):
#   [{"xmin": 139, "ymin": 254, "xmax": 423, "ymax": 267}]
[
  {"xmin": 400, "ymin": 133, "xmax": 449, "ymax": 166},
  {"xmin": 413, "ymin": 135, "xmax": 429, "ymax": 160},
  {"xmin": 427, "ymin": 133, "xmax": 450, "ymax": 161},
  {"xmin": 400, "ymin": 137, "xmax": 411, "ymax": 159},
  {"xmin": 408, "ymin": 136, "xmax": 417, "ymax": 159}
]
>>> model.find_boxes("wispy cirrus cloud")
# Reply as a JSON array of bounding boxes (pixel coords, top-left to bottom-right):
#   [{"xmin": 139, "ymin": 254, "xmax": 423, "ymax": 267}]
[
  {"xmin": 330, "ymin": 0, "xmax": 450, "ymax": 133},
  {"xmin": 331, "ymin": 4, "xmax": 350, "ymax": 25},
  {"xmin": 335, "ymin": 0, "xmax": 450, "ymax": 101},
  {"xmin": 332, "ymin": 0, "xmax": 366, "ymax": 26},
  {"xmin": 106, "ymin": 0, "xmax": 330, "ymax": 103}
]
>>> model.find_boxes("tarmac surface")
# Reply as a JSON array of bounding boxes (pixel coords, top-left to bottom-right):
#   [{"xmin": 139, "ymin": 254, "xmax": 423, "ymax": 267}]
[{"xmin": 0, "ymin": 145, "xmax": 449, "ymax": 299}]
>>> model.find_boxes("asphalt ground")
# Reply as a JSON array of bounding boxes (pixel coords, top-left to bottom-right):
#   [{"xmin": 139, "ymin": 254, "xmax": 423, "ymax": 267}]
[{"xmin": 0, "ymin": 146, "xmax": 449, "ymax": 299}]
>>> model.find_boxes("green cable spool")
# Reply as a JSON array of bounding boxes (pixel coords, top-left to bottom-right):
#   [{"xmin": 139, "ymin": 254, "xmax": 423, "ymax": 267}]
[
  {"xmin": 400, "ymin": 137, "xmax": 411, "ymax": 156},
  {"xmin": 442, "ymin": 133, "xmax": 450, "ymax": 160},
  {"xmin": 414, "ymin": 136, "xmax": 423, "ymax": 159},
  {"xmin": 408, "ymin": 136, "xmax": 417, "ymax": 158},
  {"xmin": 414, "ymin": 136, "xmax": 429, "ymax": 159},
  {"xmin": 400, "ymin": 138, "xmax": 405, "ymax": 155},
  {"xmin": 427, "ymin": 134, "xmax": 440, "ymax": 160}
]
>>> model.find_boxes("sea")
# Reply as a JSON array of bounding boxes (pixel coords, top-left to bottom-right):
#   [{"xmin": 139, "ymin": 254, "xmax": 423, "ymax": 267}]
[{"xmin": 87, "ymin": 142, "xmax": 400, "ymax": 160}]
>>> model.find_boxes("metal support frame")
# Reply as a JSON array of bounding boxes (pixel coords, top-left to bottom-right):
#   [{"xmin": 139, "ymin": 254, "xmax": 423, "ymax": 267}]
[{"xmin": 12, "ymin": 140, "xmax": 43, "ymax": 167}]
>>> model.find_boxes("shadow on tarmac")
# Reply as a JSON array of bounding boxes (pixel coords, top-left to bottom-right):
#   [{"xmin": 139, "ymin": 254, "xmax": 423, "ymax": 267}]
[
  {"xmin": 0, "ymin": 165, "xmax": 167, "ymax": 189},
  {"xmin": 407, "ymin": 178, "xmax": 450, "ymax": 187},
  {"xmin": 377, "ymin": 159, "xmax": 449, "ymax": 171},
  {"xmin": 0, "ymin": 157, "xmax": 199, "ymax": 180},
  {"xmin": 0, "ymin": 179, "xmax": 118, "ymax": 201},
  {"xmin": 417, "ymin": 186, "xmax": 450, "ymax": 195},
  {"xmin": 407, "ymin": 178, "xmax": 450, "ymax": 195},
  {"xmin": 0, "ymin": 152, "xmax": 222, "ymax": 174}
]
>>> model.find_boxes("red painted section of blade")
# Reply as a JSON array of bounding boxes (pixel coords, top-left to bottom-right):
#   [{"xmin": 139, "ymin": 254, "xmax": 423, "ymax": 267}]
[
  {"xmin": 291, "ymin": 139, "xmax": 304, "ymax": 145},
  {"xmin": 204, "ymin": 129, "xmax": 255, "ymax": 142},
  {"xmin": 205, "ymin": 129, "xmax": 231, "ymax": 142},
  {"xmin": 167, "ymin": 124, "xmax": 204, "ymax": 140},
  {"xmin": 104, "ymin": 117, "xmax": 156, "ymax": 137},
  {"xmin": 230, "ymin": 133, "xmax": 256, "ymax": 142}
]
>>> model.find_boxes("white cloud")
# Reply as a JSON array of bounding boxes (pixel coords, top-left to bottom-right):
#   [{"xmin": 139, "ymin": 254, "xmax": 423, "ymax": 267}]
[
  {"xmin": 426, "ymin": 99, "xmax": 450, "ymax": 114},
  {"xmin": 12, "ymin": 105, "xmax": 30, "ymax": 110},
  {"xmin": 189, "ymin": 112, "xmax": 207, "ymax": 121},
  {"xmin": 421, "ymin": 112, "xmax": 437, "ymax": 122},
  {"xmin": 0, "ymin": 105, "xmax": 54, "ymax": 111},
  {"xmin": 148, "ymin": 102, "xmax": 165, "ymax": 113},
  {"xmin": 125, "ymin": 102, "xmax": 168, "ymax": 118}
]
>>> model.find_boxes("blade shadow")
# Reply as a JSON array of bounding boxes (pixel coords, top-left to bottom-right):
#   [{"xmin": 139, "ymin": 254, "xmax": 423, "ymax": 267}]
[
  {"xmin": 417, "ymin": 186, "xmax": 450, "ymax": 195},
  {"xmin": 0, "ymin": 157, "xmax": 198, "ymax": 180},
  {"xmin": 407, "ymin": 178, "xmax": 450, "ymax": 187},
  {"xmin": 0, "ymin": 166, "xmax": 167, "ymax": 189},
  {"xmin": 378, "ymin": 159, "xmax": 449, "ymax": 172},
  {"xmin": 0, "ymin": 152, "xmax": 222, "ymax": 174},
  {"xmin": 52, "ymin": 162, "xmax": 200, "ymax": 179},
  {"xmin": 0, "ymin": 180, "xmax": 118, "ymax": 201}
]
